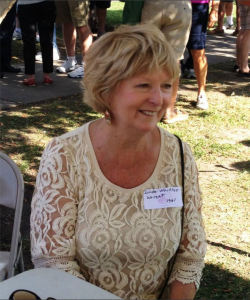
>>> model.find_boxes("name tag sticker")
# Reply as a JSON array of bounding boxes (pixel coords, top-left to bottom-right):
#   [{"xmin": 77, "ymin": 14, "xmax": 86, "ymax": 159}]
[{"xmin": 144, "ymin": 187, "xmax": 183, "ymax": 210}]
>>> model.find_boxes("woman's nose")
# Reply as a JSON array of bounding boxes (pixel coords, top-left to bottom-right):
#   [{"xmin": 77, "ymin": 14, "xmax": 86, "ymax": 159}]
[{"xmin": 149, "ymin": 87, "xmax": 163, "ymax": 105}]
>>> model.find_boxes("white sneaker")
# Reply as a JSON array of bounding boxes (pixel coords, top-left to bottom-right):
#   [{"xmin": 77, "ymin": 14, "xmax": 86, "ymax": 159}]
[
  {"xmin": 56, "ymin": 58, "xmax": 77, "ymax": 73},
  {"xmin": 196, "ymin": 93, "xmax": 209, "ymax": 110},
  {"xmin": 68, "ymin": 66, "xmax": 84, "ymax": 78}
]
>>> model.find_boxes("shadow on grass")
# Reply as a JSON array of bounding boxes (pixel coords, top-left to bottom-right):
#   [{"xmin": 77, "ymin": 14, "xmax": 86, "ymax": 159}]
[
  {"xmin": 196, "ymin": 263, "xmax": 250, "ymax": 300},
  {"xmin": 0, "ymin": 95, "xmax": 98, "ymax": 184},
  {"xmin": 231, "ymin": 160, "xmax": 250, "ymax": 173}
]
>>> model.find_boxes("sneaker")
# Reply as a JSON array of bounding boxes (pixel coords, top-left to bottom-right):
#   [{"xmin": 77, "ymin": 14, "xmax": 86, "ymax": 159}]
[
  {"xmin": 196, "ymin": 93, "xmax": 208, "ymax": 110},
  {"xmin": 13, "ymin": 29, "xmax": 22, "ymax": 40},
  {"xmin": 56, "ymin": 59, "xmax": 77, "ymax": 73},
  {"xmin": 226, "ymin": 23, "xmax": 234, "ymax": 30},
  {"xmin": 68, "ymin": 66, "xmax": 84, "ymax": 78}
]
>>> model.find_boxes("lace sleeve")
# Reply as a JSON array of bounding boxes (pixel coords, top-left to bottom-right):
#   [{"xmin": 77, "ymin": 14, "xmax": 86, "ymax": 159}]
[
  {"xmin": 168, "ymin": 142, "xmax": 207, "ymax": 289},
  {"xmin": 30, "ymin": 138, "xmax": 85, "ymax": 279}
]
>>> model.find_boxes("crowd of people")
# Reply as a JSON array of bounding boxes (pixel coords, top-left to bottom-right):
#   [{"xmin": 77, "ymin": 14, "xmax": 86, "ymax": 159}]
[{"xmin": 0, "ymin": 0, "xmax": 248, "ymax": 119}]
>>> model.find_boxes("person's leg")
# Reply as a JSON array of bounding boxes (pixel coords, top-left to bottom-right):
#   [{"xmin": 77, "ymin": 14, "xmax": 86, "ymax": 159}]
[
  {"xmin": 37, "ymin": 1, "xmax": 56, "ymax": 81},
  {"xmin": 208, "ymin": 0, "xmax": 220, "ymax": 28},
  {"xmin": 218, "ymin": 1, "xmax": 226, "ymax": 30},
  {"xmin": 95, "ymin": 0, "xmax": 110, "ymax": 36},
  {"xmin": 238, "ymin": 29, "xmax": 250, "ymax": 73},
  {"xmin": 77, "ymin": 25, "xmax": 93, "ymax": 57},
  {"xmin": 63, "ymin": 23, "xmax": 77, "ymax": 57},
  {"xmin": 67, "ymin": 0, "xmax": 93, "ymax": 78},
  {"xmin": 188, "ymin": 3, "xmax": 209, "ymax": 109},
  {"xmin": 191, "ymin": 49, "xmax": 208, "ymax": 95},
  {"xmin": 237, "ymin": 4, "xmax": 250, "ymax": 74},
  {"xmin": 0, "ymin": 3, "xmax": 20, "ymax": 72},
  {"xmin": 225, "ymin": 2, "xmax": 234, "ymax": 27},
  {"xmin": 18, "ymin": 4, "xmax": 36, "ymax": 80},
  {"xmin": 55, "ymin": 0, "xmax": 77, "ymax": 73}
]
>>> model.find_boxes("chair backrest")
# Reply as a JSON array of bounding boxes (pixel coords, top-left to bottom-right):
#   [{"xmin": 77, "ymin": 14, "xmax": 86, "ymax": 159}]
[{"xmin": 0, "ymin": 151, "xmax": 24, "ymax": 278}]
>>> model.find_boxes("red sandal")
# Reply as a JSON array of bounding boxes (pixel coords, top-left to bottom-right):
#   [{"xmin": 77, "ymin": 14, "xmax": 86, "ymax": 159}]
[
  {"xmin": 23, "ymin": 78, "xmax": 36, "ymax": 86},
  {"xmin": 43, "ymin": 77, "xmax": 53, "ymax": 85}
]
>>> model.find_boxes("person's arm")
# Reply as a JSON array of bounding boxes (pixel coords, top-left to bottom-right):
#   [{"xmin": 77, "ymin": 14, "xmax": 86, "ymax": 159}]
[
  {"xmin": 30, "ymin": 137, "xmax": 85, "ymax": 279},
  {"xmin": 163, "ymin": 142, "xmax": 207, "ymax": 300}
]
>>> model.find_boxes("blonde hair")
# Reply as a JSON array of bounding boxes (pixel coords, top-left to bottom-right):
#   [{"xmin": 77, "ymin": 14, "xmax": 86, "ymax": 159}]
[{"xmin": 83, "ymin": 24, "xmax": 179, "ymax": 113}]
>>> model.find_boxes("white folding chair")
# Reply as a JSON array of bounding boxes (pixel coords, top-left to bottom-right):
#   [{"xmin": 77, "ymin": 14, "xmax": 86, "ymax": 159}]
[{"xmin": 0, "ymin": 151, "xmax": 25, "ymax": 281}]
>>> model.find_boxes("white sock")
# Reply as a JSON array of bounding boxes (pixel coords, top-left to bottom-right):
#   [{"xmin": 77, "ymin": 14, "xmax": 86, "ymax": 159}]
[
  {"xmin": 227, "ymin": 16, "xmax": 233, "ymax": 25},
  {"xmin": 67, "ymin": 56, "xmax": 76, "ymax": 62}
]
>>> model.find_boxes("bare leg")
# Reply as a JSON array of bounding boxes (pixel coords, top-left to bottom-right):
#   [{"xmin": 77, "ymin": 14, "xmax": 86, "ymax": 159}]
[
  {"xmin": 63, "ymin": 22, "xmax": 76, "ymax": 57},
  {"xmin": 225, "ymin": 2, "xmax": 233, "ymax": 16},
  {"xmin": 217, "ymin": 1, "xmax": 225, "ymax": 30},
  {"xmin": 96, "ymin": 7, "xmax": 107, "ymax": 35},
  {"xmin": 77, "ymin": 25, "xmax": 93, "ymax": 60},
  {"xmin": 191, "ymin": 49, "xmax": 208, "ymax": 95},
  {"xmin": 165, "ymin": 77, "xmax": 179, "ymax": 118},
  {"xmin": 237, "ymin": 29, "xmax": 250, "ymax": 73}
]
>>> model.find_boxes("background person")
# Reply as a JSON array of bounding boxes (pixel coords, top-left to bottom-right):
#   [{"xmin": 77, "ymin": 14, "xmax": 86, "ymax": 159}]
[
  {"xmin": 17, "ymin": 0, "xmax": 55, "ymax": 85},
  {"xmin": 30, "ymin": 24, "xmax": 207, "ymax": 300},
  {"xmin": 55, "ymin": 0, "xmax": 93, "ymax": 78},
  {"xmin": 0, "ymin": 1, "xmax": 21, "ymax": 78},
  {"xmin": 184, "ymin": 0, "xmax": 210, "ymax": 110},
  {"xmin": 141, "ymin": 0, "xmax": 192, "ymax": 124},
  {"xmin": 236, "ymin": 0, "xmax": 250, "ymax": 76},
  {"xmin": 89, "ymin": 0, "xmax": 111, "ymax": 38}
]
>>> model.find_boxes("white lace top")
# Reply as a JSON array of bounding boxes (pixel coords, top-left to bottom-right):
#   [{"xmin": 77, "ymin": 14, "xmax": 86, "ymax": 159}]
[{"xmin": 31, "ymin": 121, "xmax": 206, "ymax": 300}]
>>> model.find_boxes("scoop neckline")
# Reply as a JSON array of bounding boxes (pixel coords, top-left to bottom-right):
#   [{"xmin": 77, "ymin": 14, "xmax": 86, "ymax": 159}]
[{"xmin": 85, "ymin": 121, "xmax": 165, "ymax": 193}]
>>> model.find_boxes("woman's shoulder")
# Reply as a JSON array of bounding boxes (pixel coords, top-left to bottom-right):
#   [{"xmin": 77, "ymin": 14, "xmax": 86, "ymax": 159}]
[{"xmin": 44, "ymin": 122, "xmax": 90, "ymax": 155}]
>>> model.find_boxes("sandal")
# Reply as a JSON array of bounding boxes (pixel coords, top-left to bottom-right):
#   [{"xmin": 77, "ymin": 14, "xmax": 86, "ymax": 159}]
[
  {"xmin": 162, "ymin": 109, "xmax": 188, "ymax": 124},
  {"xmin": 237, "ymin": 71, "xmax": 250, "ymax": 77},
  {"xmin": 23, "ymin": 78, "xmax": 36, "ymax": 86},
  {"xmin": 43, "ymin": 77, "xmax": 53, "ymax": 85},
  {"xmin": 207, "ymin": 28, "xmax": 224, "ymax": 35}
]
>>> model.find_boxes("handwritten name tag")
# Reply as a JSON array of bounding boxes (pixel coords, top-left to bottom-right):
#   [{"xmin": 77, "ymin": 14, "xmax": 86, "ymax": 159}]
[{"xmin": 144, "ymin": 187, "xmax": 183, "ymax": 210}]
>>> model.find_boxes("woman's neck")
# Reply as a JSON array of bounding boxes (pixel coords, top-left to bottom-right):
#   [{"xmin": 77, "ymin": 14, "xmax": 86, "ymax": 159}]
[{"xmin": 90, "ymin": 118, "xmax": 159, "ymax": 155}]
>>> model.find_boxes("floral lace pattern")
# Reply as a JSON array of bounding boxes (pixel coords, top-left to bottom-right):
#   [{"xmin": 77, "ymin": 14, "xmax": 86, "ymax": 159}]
[{"xmin": 31, "ymin": 122, "xmax": 206, "ymax": 299}]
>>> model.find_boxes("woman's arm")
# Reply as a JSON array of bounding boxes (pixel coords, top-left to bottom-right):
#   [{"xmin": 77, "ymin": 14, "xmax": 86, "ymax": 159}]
[
  {"xmin": 166, "ymin": 142, "xmax": 207, "ymax": 296},
  {"xmin": 168, "ymin": 280, "xmax": 196, "ymax": 300},
  {"xmin": 30, "ymin": 138, "xmax": 85, "ymax": 279}
]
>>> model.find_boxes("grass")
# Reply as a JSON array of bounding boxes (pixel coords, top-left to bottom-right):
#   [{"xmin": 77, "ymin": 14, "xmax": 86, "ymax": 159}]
[{"xmin": 1, "ymin": 2, "xmax": 250, "ymax": 299}]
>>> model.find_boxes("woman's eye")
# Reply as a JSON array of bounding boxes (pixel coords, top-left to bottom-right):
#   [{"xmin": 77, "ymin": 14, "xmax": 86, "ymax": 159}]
[
  {"xmin": 162, "ymin": 83, "xmax": 172, "ymax": 90},
  {"xmin": 136, "ymin": 83, "xmax": 149, "ymax": 88}
]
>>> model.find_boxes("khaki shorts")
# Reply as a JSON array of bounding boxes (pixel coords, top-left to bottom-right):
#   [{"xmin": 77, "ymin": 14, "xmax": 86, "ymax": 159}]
[
  {"xmin": 141, "ymin": 0, "xmax": 192, "ymax": 60},
  {"xmin": 240, "ymin": 4, "xmax": 250, "ymax": 30},
  {"xmin": 56, "ymin": 0, "xmax": 89, "ymax": 27}
]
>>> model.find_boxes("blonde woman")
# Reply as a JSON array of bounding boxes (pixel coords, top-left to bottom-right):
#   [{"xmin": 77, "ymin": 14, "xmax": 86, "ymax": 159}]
[{"xmin": 31, "ymin": 24, "xmax": 207, "ymax": 299}]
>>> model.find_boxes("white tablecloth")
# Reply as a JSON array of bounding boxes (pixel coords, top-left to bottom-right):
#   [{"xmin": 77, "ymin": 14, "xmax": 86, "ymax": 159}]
[{"xmin": 0, "ymin": 268, "xmax": 121, "ymax": 299}]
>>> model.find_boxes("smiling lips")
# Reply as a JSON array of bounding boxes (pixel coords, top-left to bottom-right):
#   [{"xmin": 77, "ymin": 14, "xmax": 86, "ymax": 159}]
[{"xmin": 140, "ymin": 110, "xmax": 159, "ymax": 116}]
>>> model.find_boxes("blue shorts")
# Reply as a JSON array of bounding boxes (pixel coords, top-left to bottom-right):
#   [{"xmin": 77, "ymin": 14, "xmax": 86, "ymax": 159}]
[{"xmin": 187, "ymin": 3, "xmax": 209, "ymax": 50}]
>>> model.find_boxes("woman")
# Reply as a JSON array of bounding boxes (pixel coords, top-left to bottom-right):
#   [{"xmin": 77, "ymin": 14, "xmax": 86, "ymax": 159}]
[
  {"xmin": 183, "ymin": 0, "xmax": 210, "ymax": 110},
  {"xmin": 17, "ymin": 0, "xmax": 55, "ymax": 86},
  {"xmin": 30, "ymin": 24, "xmax": 207, "ymax": 299}
]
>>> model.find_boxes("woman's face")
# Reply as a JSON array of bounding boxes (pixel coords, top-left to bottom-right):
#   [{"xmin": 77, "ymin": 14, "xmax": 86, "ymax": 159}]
[{"xmin": 108, "ymin": 69, "xmax": 173, "ymax": 133}]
